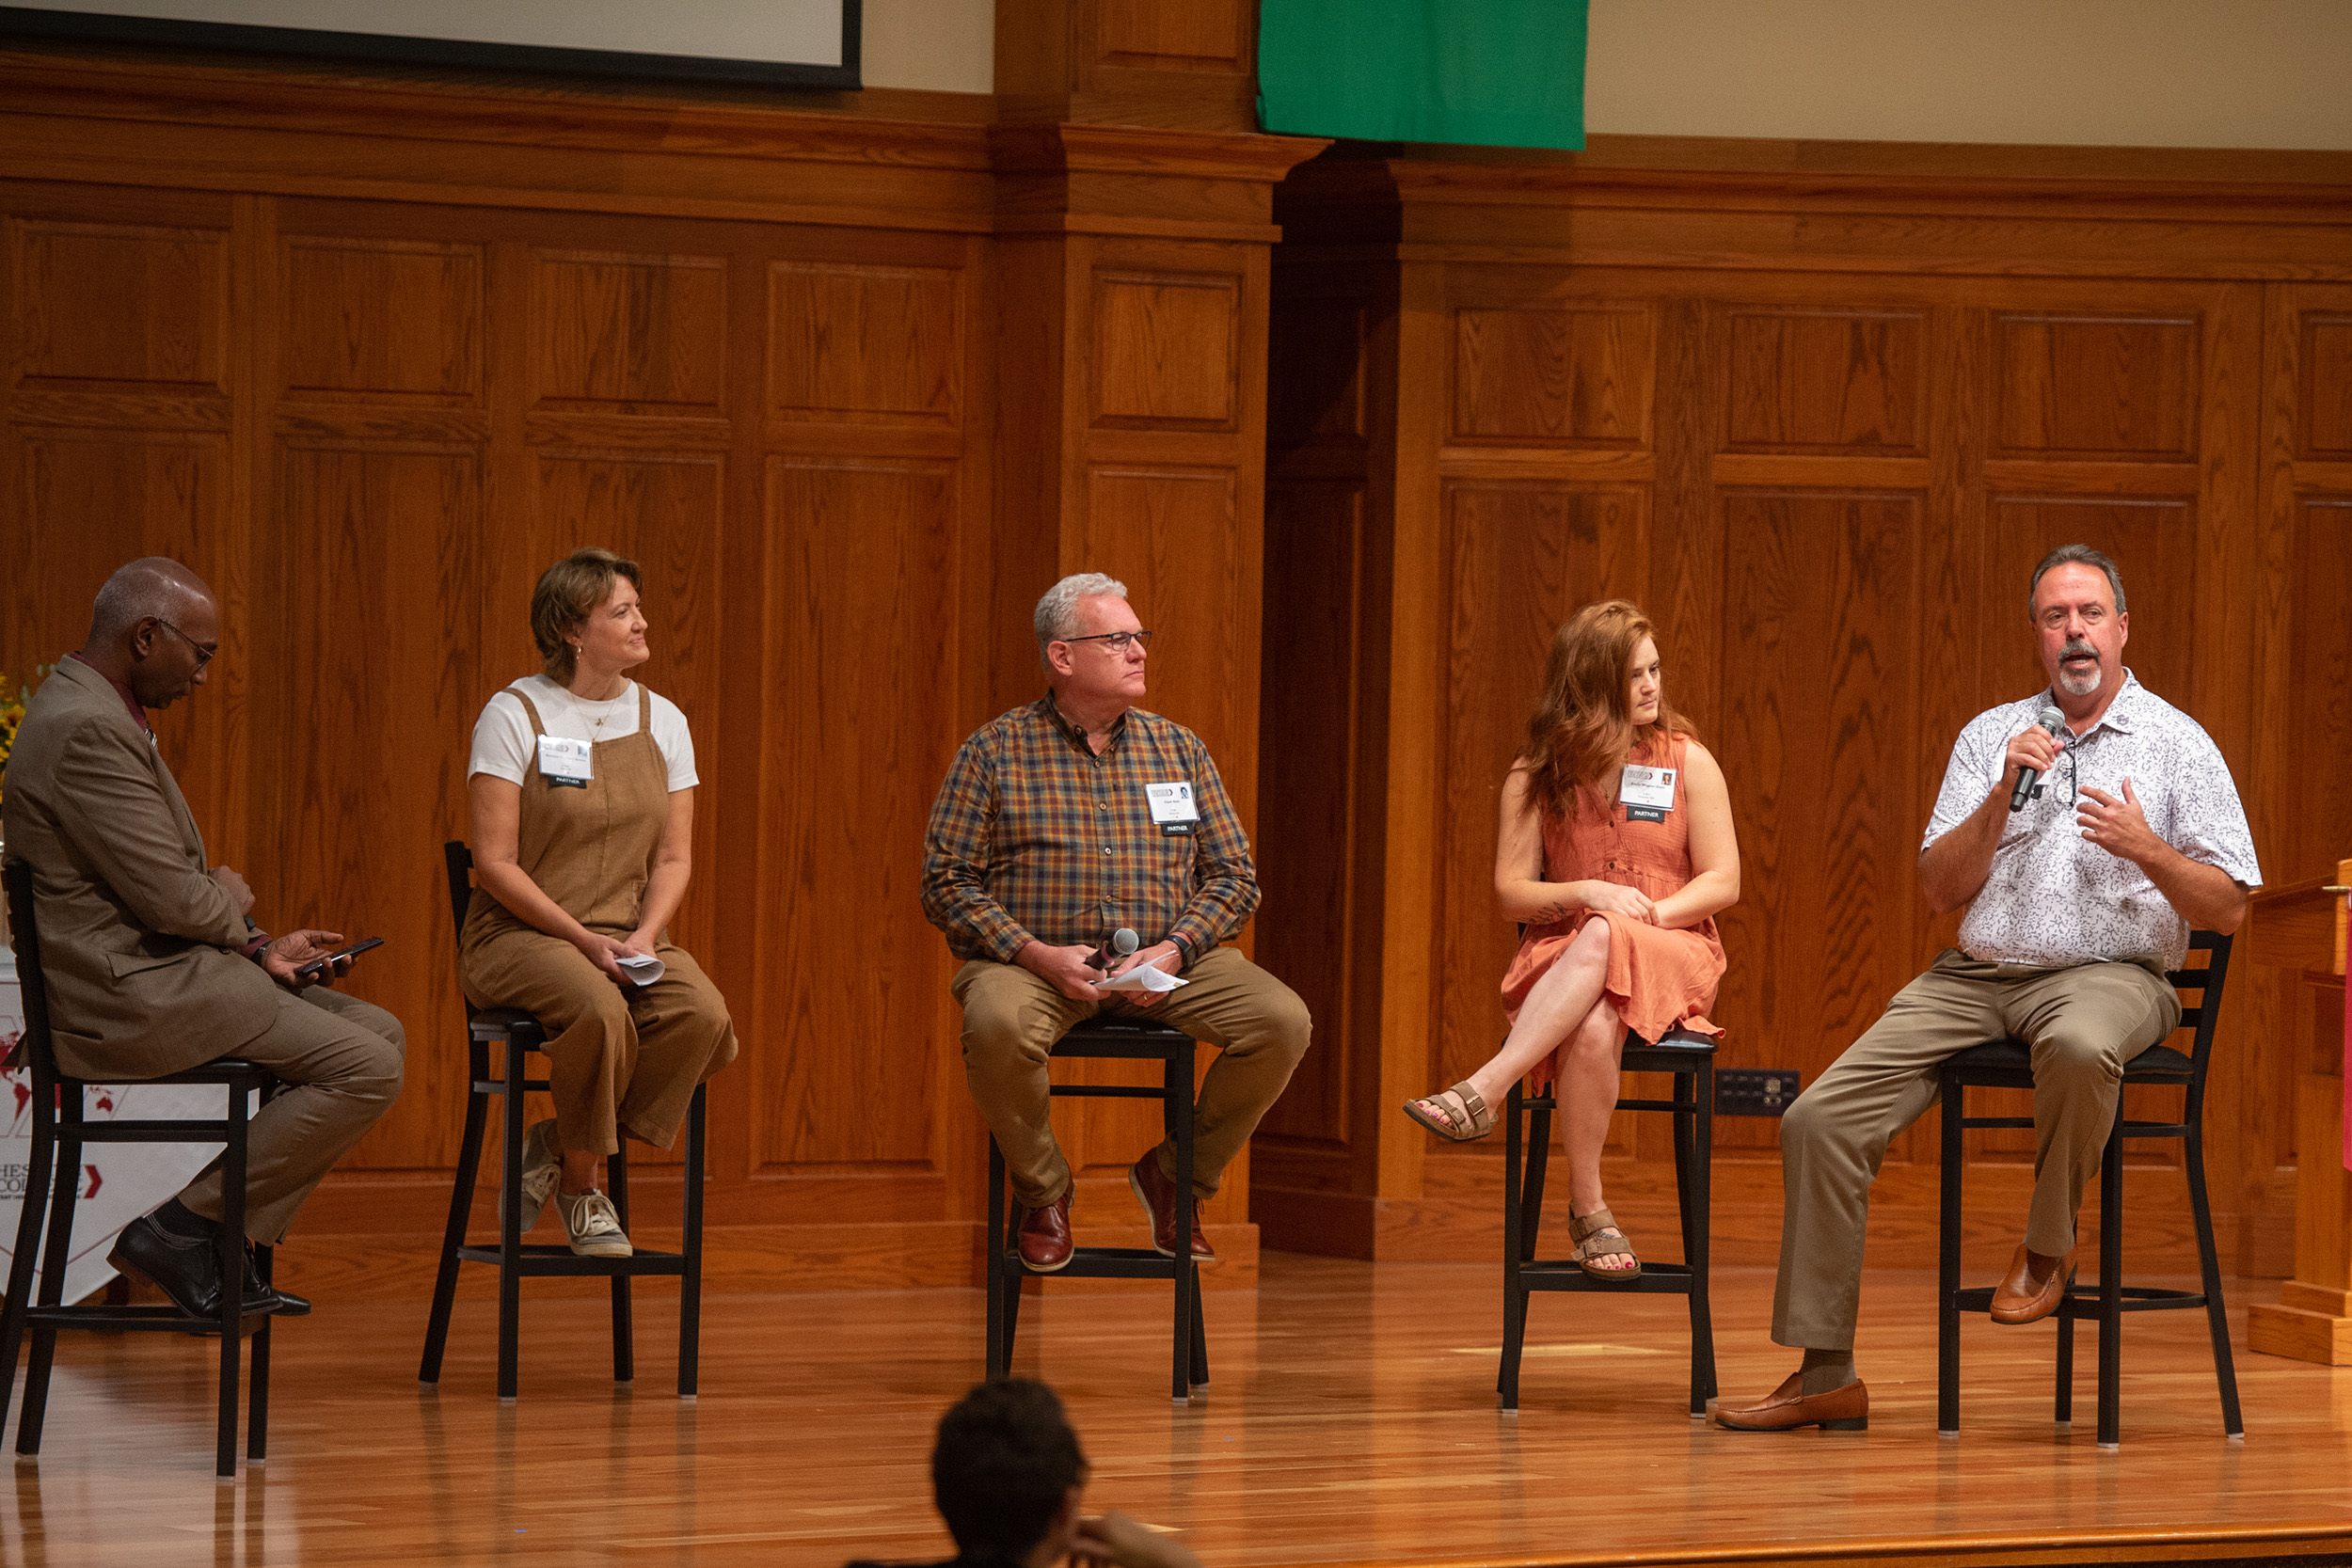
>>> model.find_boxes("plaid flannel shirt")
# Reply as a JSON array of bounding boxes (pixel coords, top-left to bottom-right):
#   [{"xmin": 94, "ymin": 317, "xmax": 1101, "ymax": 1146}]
[{"xmin": 920, "ymin": 694, "xmax": 1260, "ymax": 967}]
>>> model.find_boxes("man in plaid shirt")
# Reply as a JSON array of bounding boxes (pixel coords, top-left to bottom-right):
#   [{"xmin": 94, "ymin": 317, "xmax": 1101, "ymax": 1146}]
[{"xmin": 921, "ymin": 573, "xmax": 1311, "ymax": 1272}]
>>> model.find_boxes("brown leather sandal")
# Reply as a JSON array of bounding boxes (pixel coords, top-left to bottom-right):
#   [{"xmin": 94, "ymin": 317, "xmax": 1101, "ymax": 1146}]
[
  {"xmin": 1402, "ymin": 1082, "xmax": 1494, "ymax": 1142},
  {"xmin": 1569, "ymin": 1207, "xmax": 1641, "ymax": 1281}
]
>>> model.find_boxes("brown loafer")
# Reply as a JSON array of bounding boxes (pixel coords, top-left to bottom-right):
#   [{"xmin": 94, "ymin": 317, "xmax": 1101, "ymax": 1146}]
[
  {"xmin": 1017, "ymin": 1190, "xmax": 1074, "ymax": 1273},
  {"xmin": 1713, "ymin": 1372, "xmax": 1868, "ymax": 1432},
  {"xmin": 1989, "ymin": 1242, "xmax": 2075, "ymax": 1324},
  {"xmin": 1129, "ymin": 1152, "xmax": 1215, "ymax": 1261}
]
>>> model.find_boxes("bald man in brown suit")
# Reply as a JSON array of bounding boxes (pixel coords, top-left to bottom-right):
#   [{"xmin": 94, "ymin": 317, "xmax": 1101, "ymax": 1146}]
[{"xmin": 2, "ymin": 559, "xmax": 404, "ymax": 1319}]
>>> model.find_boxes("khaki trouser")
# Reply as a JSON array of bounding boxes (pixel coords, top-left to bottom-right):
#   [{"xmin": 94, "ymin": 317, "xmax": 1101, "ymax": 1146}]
[
  {"xmin": 462, "ymin": 927, "xmax": 736, "ymax": 1156},
  {"xmin": 179, "ymin": 984, "xmax": 406, "ymax": 1245},
  {"xmin": 1772, "ymin": 949, "xmax": 2181, "ymax": 1350},
  {"xmin": 953, "ymin": 946, "xmax": 1311, "ymax": 1208}
]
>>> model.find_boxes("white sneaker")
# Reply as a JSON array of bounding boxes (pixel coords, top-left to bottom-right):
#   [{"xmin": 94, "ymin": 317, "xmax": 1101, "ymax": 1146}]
[
  {"xmin": 555, "ymin": 1188, "xmax": 632, "ymax": 1259},
  {"xmin": 504, "ymin": 1118, "xmax": 563, "ymax": 1230}
]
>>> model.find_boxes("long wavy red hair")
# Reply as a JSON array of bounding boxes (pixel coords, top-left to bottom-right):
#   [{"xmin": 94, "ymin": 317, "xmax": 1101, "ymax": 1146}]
[{"xmin": 1521, "ymin": 600, "xmax": 1692, "ymax": 823}]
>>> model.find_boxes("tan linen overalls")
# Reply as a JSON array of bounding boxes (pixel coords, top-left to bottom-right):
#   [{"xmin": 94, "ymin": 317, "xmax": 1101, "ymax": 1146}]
[{"xmin": 457, "ymin": 685, "xmax": 736, "ymax": 1154}]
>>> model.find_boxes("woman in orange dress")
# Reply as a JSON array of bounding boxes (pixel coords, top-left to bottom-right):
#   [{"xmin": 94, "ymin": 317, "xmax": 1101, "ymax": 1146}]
[{"xmin": 1405, "ymin": 600, "xmax": 1740, "ymax": 1278}]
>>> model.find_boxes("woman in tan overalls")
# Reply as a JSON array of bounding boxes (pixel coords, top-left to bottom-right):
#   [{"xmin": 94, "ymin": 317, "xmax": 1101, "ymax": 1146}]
[{"xmin": 459, "ymin": 546, "xmax": 737, "ymax": 1257}]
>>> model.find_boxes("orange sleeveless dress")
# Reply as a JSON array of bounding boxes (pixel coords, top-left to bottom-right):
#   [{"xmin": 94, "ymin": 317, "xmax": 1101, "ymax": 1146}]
[{"xmin": 1498, "ymin": 733, "xmax": 1726, "ymax": 1091}]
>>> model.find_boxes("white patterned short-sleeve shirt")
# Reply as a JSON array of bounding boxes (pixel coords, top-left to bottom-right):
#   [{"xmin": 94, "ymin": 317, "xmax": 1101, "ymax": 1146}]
[{"xmin": 1921, "ymin": 672, "xmax": 2261, "ymax": 970}]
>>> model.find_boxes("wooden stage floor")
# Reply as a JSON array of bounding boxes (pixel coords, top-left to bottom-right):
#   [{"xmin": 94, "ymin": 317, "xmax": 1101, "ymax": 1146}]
[{"xmin": 2, "ymin": 1256, "xmax": 2348, "ymax": 1568}]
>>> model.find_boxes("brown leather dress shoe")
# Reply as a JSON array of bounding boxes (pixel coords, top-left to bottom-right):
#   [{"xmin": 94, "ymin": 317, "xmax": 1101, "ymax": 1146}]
[
  {"xmin": 1989, "ymin": 1242, "xmax": 2076, "ymax": 1324},
  {"xmin": 1713, "ymin": 1372, "xmax": 1869, "ymax": 1432},
  {"xmin": 1017, "ymin": 1191, "xmax": 1074, "ymax": 1273},
  {"xmin": 1129, "ymin": 1152, "xmax": 1215, "ymax": 1261}
]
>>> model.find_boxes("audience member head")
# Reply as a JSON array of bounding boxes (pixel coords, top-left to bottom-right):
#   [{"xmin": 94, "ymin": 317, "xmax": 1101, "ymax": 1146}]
[
  {"xmin": 931, "ymin": 1377, "xmax": 1088, "ymax": 1566},
  {"xmin": 1033, "ymin": 573, "xmax": 1148, "ymax": 715},
  {"xmin": 531, "ymin": 546, "xmax": 645, "ymax": 688},
  {"xmin": 2027, "ymin": 544, "xmax": 2129, "ymax": 705},
  {"xmin": 82, "ymin": 556, "xmax": 218, "ymax": 710},
  {"xmin": 1522, "ymin": 598, "xmax": 1689, "ymax": 823}
]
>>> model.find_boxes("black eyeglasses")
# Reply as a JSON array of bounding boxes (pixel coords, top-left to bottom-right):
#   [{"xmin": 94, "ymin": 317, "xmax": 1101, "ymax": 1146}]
[
  {"xmin": 154, "ymin": 618, "xmax": 217, "ymax": 671},
  {"xmin": 1062, "ymin": 630, "xmax": 1153, "ymax": 653}
]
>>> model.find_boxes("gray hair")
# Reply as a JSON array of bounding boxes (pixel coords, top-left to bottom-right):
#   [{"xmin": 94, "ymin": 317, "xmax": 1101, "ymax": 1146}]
[
  {"xmin": 1033, "ymin": 572, "xmax": 1129, "ymax": 673},
  {"xmin": 2028, "ymin": 544, "xmax": 2126, "ymax": 618},
  {"xmin": 87, "ymin": 556, "xmax": 209, "ymax": 644}
]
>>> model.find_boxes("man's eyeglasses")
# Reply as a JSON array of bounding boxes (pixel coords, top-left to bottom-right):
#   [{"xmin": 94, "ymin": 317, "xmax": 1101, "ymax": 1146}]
[
  {"xmin": 1061, "ymin": 630, "xmax": 1154, "ymax": 654},
  {"xmin": 154, "ymin": 618, "xmax": 217, "ymax": 671}
]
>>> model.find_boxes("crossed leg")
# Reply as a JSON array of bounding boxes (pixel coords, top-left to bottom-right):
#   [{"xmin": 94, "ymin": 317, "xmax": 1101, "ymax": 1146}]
[{"xmin": 1404, "ymin": 919, "xmax": 1636, "ymax": 1273}]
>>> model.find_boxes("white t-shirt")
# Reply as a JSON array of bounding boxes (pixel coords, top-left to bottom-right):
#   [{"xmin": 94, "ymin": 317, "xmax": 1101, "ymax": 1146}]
[{"xmin": 467, "ymin": 675, "xmax": 698, "ymax": 793}]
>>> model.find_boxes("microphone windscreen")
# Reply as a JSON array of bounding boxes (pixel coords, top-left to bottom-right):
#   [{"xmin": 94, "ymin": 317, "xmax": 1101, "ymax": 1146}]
[
  {"xmin": 1113, "ymin": 927, "xmax": 1139, "ymax": 956},
  {"xmin": 2037, "ymin": 704, "xmax": 2065, "ymax": 733}
]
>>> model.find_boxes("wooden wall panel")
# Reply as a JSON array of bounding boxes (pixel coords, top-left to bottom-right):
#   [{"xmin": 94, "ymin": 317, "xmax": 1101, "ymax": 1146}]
[
  {"xmin": 9, "ymin": 219, "xmax": 225, "ymax": 391},
  {"xmin": 1452, "ymin": 305, "xmax": 1653, "ymax": 449},
  {"xmin": 1255, "ymin": 480, "xmax": 1364, "ymax": 1148},
  {"xmin": 769, "ymin": 261, "xmax": 961, "ymax": 427},
  {"xmin": 279, "ymin": 237, "xmax": 482, "ymax": 404},
  {"xmin": 2296, "ymin": 314, "xmax": 2352, "ymax": 458},
  {"xmin": 755, "ymin": 457, "xmax": 959, "ymax": 1174},
  {"xmin": 530, "ymin": 251, "xmax": 727, "ymax": 414},
  {"xmin": 1089, "ymin": 270, "xmax": 1241, "ymax": 430},
  {"xmin": 1724, "ymin": 309, "xmax": 1925, "ymax": 454},
  {"xmin": 1994, "ymin": 313, "xmax": 2200, "ymax": 461},
  {"xmin": 262, "ymin": 446, "xmax": 480, "ymax": 1168},
  {"xmin": 1710, "ymin": 491, "xmax": 1928, "ymax": 1151},
  {"xmin": 2287, "ymin": 499, "xmax": 2352, "ymax": 862}
]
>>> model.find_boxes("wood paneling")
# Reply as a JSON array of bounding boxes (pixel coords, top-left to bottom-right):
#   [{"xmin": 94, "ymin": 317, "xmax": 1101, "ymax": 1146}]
[
  {"xmin": 1453, "ymin": 306, "xmax": 1653, "ymax": 449},
  {"xmin": 9, "ymin": 219, "xmax": 225, "ymax": 390},
  {"xmin": 1994, "ymin": 314, "xmax": 2200, "ymax": 461},
  {"xmin": 279, "ymin": 237, "xmax": 482, "ymax": 404},
  {"xmin": 769, "ymin": 261, "xmax": 961, "ymax": 427},
  {"xmin": 1089, "ymin": 270, "xmax": 1241, "ymax": 430},
  {"xmin": 1096, "ymin": 0, "xmax": 1250, "ymax": 69},
  {"xmin": 530, "ymin": 250, "xmax": 726, "ymax": 414},
  {"xmin": 2286, "ymin": 499, "xmax": 2352, "ymax": 861},
  {"xmin": 1725, "ymin": 310, "xmax": 1924, "ymax": 453},
  {"xmin": 756, "ymin": 457, "xmax": 959, "ymax": 1172},
  {"xmin": 2296, "ymin": 315, "xmax": 2352, "ymax": 458}
]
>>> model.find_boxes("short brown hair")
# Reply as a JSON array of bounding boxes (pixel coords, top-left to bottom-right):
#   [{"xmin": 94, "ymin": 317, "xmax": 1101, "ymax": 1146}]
[{"xmin": 531, "ymin": 546, "xmax": 642, "ymax": 682}]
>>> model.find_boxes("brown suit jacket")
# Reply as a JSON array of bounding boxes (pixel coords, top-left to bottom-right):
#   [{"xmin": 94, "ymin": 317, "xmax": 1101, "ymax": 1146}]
[{"xmin": 1, "ymin": 657, "xmax": 280, "ymax": 1077}]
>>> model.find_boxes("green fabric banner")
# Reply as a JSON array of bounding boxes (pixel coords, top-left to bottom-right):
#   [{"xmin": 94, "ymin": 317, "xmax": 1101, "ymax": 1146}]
[{"xmin": 1257, "ymin": 0, "xmax": 1588, "ymax": 150}]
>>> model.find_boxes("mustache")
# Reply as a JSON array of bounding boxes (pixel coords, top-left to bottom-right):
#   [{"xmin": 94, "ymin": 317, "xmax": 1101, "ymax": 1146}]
[{"xmin": 2059, "ymin": 638, "xmax": 2096, "ymax": 659}]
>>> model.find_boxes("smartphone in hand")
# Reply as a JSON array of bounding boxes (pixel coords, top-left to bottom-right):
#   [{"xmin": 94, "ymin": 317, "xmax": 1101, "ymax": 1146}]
[{"xmin": 294, "ymin": 936, "xmax": 384, "ymax": 982}]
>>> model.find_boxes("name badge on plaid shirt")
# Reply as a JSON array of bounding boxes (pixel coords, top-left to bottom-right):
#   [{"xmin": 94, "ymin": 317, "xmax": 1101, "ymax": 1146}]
[{"xmin": 1146, "ymin": 781, "xmax": 1199, "ymax": 835}]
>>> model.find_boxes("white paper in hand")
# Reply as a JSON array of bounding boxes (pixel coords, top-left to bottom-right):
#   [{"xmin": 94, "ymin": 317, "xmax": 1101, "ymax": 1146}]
[
  {"xmin": 1097, "ymin": 961, "xmax": 1187, "ymax": 993},
  {"xmin": 614, "ymin": 951, "xmax": 665, "ymax": 987}
]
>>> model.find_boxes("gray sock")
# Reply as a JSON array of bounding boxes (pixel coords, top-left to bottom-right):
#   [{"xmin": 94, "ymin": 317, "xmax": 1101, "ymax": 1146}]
[{"xmin": 1799, "ymin": 1346, "xmax": 1855, "ymax": 1395}]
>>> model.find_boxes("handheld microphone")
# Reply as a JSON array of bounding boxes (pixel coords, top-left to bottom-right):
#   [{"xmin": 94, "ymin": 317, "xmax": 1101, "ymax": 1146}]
[
  {"xmin": 1086, "ymin": 927, "xmax": 1140, "ymax": 971},
  {"xmin": 2009, "ymin": 705, "xmax": 2066, "ymax": 813}
]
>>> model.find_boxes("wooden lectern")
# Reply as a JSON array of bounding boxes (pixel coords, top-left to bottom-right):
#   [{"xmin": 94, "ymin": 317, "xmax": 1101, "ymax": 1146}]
[{"xmin": 2244, "ymin": 860, "xmax": 2351, "ymax": 1365}]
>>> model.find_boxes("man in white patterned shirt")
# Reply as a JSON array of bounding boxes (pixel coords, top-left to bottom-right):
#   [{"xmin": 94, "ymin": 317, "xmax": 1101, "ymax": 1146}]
[{"xmin": 1718, "ymin": 546, "xmax": 2261, "ymax": 1433}]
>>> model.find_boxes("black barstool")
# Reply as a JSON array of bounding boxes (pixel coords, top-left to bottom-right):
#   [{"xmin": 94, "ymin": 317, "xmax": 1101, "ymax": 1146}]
[
  {"xmin": 0, "ymin": 860, "xmax": 276, "ymax": 1479},
  {"xmin": 1936, "ymin": 932, "xmax": 2238, "ymax": 1449},
  {"xmin": 1499, "ymin": 1025, "xmax": 1717, "ymax": 1415},
  {"xmin": 985, "ymin": 1017, "xmax": 1208, "ymax": 1403},
  {"xmin": 418, "ymin": 842, "xmax": 705, "ymax": 1402}
]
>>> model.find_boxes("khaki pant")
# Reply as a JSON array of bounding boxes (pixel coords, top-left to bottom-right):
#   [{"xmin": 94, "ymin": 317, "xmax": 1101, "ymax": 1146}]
[
  {"xmin": 953, "ymin": 946, "xmax": 1311, "ymax": 1208},
  {"xmin": 179, "ymin": 985, "xmax": 405, "ymax": 1245},
  {"xmin": 462, "ymin": 928, "xmax": 736, "ymax": 1156},
  {"xmin": 1772, "ymin": 949, "xmax": 2181, "ymax": 1350}
]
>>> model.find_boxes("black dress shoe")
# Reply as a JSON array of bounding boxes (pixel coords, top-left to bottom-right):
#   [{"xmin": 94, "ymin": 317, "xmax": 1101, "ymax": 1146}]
[
  {"xmin": 244, "ymin": 1246, "xmax": 310, "ymax": 1317},
  {"xmin": 107, "ymin": 1213, "xmax": 278, "ymax": 1319}
]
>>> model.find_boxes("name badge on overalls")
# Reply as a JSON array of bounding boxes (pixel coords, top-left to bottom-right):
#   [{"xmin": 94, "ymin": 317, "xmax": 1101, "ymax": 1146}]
[
  {"xmin": 537, "ymin": 734, "xmax": 593, "ymax": 789},
  {"xmin": 1145, "ymin": 781, "xmax": 1199, "ymax": 836},
  {"xmin": 1619, "ymin": 764, "xmax": 1675, "ymax": 824}
]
